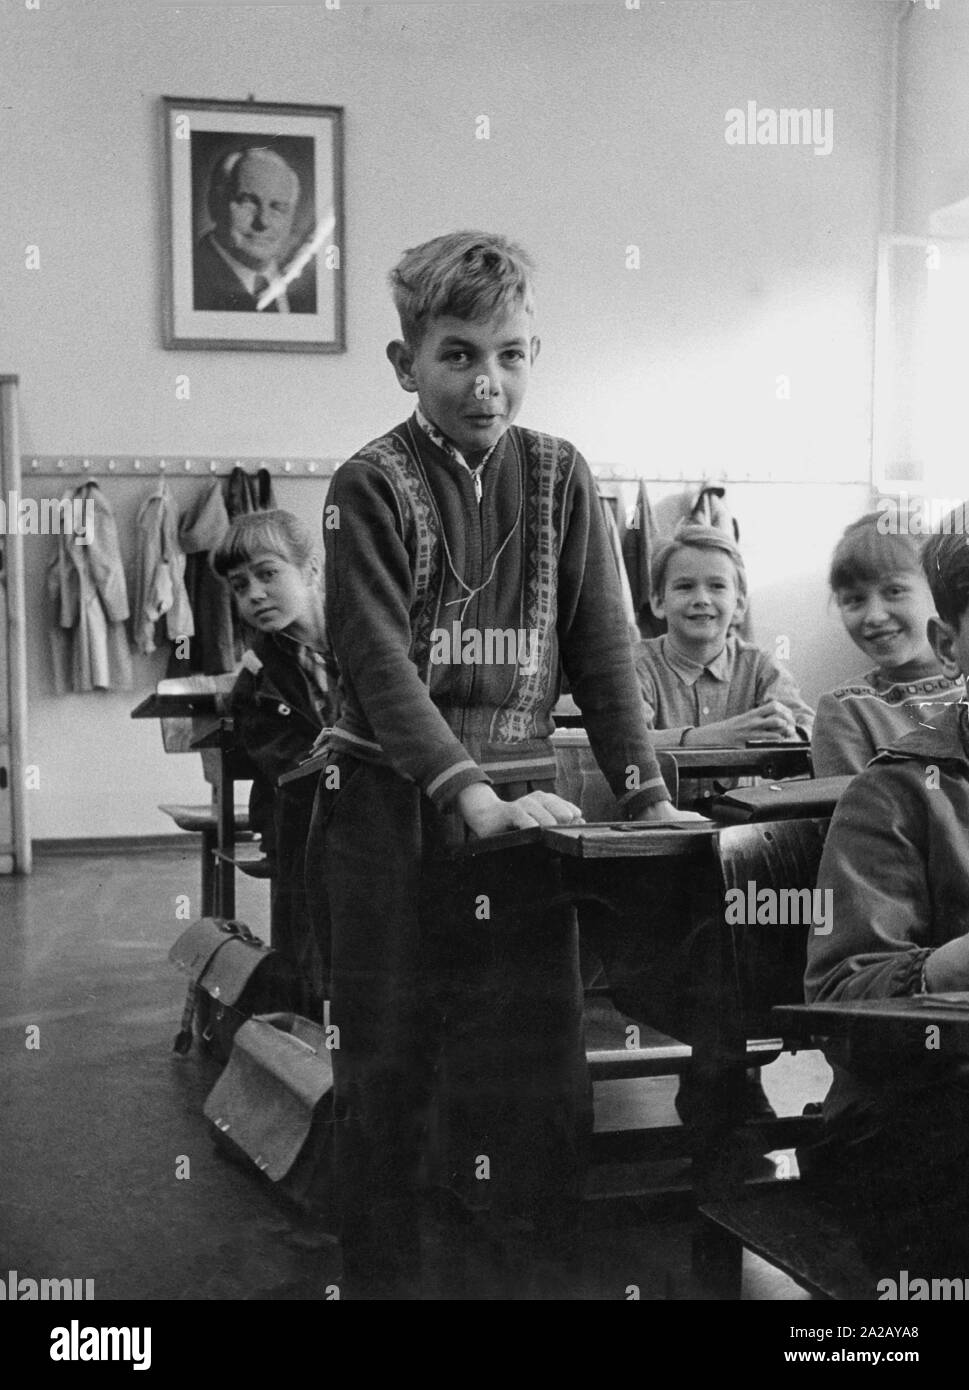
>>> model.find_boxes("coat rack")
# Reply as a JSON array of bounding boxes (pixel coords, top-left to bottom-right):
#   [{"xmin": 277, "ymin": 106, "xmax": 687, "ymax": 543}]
[
  {"xmin": 24, "ymin": 455, "xmax": 342, "ymax": 479},
  {"xmin": 21, "ymin": 455, "xmax": 863, "ymax": 485}
]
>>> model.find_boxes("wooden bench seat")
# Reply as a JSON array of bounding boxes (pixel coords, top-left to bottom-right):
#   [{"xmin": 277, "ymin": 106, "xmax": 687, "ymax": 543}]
[
  {"xmin": 158, "ymin": 803, "xmax": 251, "ymax": 835},
  {"xmin": 586, "ymin": 1035, "xmax": 786, "ymax": 1082},
  {"xmin": 158, "ymin": 803, "xmax": 253, "ymax": 914}
]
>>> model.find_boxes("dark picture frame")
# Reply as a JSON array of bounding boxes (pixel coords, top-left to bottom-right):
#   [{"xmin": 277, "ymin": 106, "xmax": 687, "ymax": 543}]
[{"xmin": 162, "ymin": 97, "xmax": 345, "ymax": 352}]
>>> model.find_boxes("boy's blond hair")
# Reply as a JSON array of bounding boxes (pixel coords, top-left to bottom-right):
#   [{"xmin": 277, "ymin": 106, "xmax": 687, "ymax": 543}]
[
  {"xmin": 389, "ymin": 231, "xmax": 535, "ymax": 346},
  {"xmin": 650, "ymin": 523, "xmax": 748, "ymax": 607}
]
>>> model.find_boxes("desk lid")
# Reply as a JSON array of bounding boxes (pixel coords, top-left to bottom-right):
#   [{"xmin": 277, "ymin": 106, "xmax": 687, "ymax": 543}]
[{"xmin": 455, "ymin": 820, "xmax": 717, "ymax": 859}]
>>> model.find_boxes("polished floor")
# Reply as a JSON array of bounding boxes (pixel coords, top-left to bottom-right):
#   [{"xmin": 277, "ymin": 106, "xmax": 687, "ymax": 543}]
[{"xmin": 0, "ymin": 847, "xmax": 829, "ymax": 1300}]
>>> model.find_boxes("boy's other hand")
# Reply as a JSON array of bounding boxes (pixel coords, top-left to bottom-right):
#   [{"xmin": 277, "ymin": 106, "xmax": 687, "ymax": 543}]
[
  {"xmin": 630, "ymin": 800, "xmax": 708, "ymax": 824},
  {"xmin": 686, "ymin": 701, "xmax": 797, "ymax": 747},
  {"xmin": 456, "ymin": 783, "xmax": 584, "ymax": 838},
  {"xmin": 309, "ymin": 728, "xmax": 331, "ymax": 756},
  {"xmin": 923, "ymin": 937, "xmax": 969, "ymax": 993}
]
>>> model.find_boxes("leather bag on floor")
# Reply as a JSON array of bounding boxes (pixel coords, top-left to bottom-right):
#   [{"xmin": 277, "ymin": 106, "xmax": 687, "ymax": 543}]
[
  {"xmin": 203, "ymin": 1012, "xmax": 338, "ymax": 1225},
  {"xmin": 168, "ymin": 917, "xmax": 303, "ymax": 1064}
]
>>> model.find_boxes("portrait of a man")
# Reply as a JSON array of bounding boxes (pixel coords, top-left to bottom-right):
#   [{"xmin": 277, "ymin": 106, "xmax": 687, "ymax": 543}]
[
  {"xmin": 164, "ymin": 99, "xmax": 344, "ymax": 351},
  {"xmin": 193, "ymin": 142, "xmax": 318, "ymax": 314}
]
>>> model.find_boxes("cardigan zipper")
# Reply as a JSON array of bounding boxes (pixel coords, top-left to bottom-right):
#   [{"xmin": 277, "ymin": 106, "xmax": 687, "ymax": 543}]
[{"xmin": 460, "ymin": 465, "xmax": 486, "ymax": 738}]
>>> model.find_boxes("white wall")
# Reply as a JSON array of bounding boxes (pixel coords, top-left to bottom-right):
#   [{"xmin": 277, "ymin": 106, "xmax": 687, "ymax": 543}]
[
  {"xmin": 0, "ymin": 0, "xmax": 897, "ymax": 837},
  {"xmin": 897, "ymin": 0, "xmax": 969, "ymax": 233}
]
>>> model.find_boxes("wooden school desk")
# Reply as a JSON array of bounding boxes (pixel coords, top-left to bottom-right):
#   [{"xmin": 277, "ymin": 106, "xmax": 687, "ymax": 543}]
[
  {"xmin": 460, "ymin": 820, "xmax": 725, "ymax": 1081},
  {"xmin": 188, "ymin": 721, "xmax": 262, "ymax": 917},
  {"xmin": 282, "ymin": 739, "xmax": 813, "ymax": 801},
  {"xmin": 775, "ymin": 996, "xmax": 969, "ymax": 1056},
  {"xmin": 550, "ymin": 727, "xmax": 811, "ymax": 811},
  {"xmin": 551, "ymin": 727, "xmax": 811, "ymax": 777},
  {"xmin": 131, "ymin": 690, "xmax": 259, "ymax": 916},
  {"xmin": 280, "ymin": 751, "xmax": 723, "ymax": 1043},
  {"xmin": 284, "ymin": 753, "xmax": 735, "ymax": 1168},
  {"xmin": 694, "ymin": 995, "xmax": 969, "ymax": 1299},
  {"xmin": 130, "ymin": 690, "xmax": 224, "ymax": 721}
]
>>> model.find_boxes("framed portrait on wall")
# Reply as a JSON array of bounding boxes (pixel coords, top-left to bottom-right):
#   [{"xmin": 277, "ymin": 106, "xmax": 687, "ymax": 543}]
[{"xmin": 162, "ymin": 97, "xmax": 345, "ymax": 352}]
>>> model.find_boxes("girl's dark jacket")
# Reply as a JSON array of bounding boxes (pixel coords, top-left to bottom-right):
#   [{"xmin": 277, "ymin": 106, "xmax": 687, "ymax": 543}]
[{"xmin": 229, "ymin": 629, "xmax": 336, "ymax": 1002}]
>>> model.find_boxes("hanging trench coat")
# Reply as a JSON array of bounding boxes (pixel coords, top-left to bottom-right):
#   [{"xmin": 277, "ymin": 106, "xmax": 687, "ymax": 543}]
[{"xmin": 48, "ymin": 481, "xmax": 133, "ymax": 693}]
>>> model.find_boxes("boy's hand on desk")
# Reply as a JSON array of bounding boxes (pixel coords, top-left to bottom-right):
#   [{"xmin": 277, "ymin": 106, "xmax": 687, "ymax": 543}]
[
  {"xmin": 456, "ymin": 783, "xmax": 584, "ymax": 838},
  {"xmin": 630, "ymin": 800, "xmax": 708, "ymax": 824},
  {"xmin": 685, "ymin": 701, "xmax": 797, "ymax": 747},
  {"xmin": 923, "ymin": 938, "xmax": 969, "ymax": 993}
]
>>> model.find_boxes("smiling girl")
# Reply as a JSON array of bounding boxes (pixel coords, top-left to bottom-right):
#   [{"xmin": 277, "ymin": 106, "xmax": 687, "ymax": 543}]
[{"xmin": 812, "ymin": 512, "xmax": 963, "ymax": 776}]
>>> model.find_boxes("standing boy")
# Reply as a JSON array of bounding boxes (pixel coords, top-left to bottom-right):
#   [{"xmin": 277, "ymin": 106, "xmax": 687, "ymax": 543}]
[{"xmin": 311, "ymin": 231, "xmax": 694, "ymax": 1299}]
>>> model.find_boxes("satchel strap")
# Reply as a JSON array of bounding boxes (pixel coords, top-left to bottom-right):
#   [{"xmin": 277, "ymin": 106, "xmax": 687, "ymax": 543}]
[
  {"xmin": 222, "ymin": 918, "xmax": 264, "ymax": 948},
  {"xmin": 173, "ymin": 982, "xmax": 199, "ymax": 1055}
]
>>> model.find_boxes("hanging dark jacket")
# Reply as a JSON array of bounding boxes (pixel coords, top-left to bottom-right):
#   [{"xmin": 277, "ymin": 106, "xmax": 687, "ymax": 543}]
[
  {"xmin": 226, "ymin": 465, "xmax": 277, "ymax": 518},
  {"xmin": 622, "ymin": 480, "xmax": 666, "ymax": 640},
  {"xmin": 168, "ymin": 469, "xmax": 280, "ymax": 677},
  {"xmin": 168, "ymin": 480, "xmax": 235, "ymax": 675}
]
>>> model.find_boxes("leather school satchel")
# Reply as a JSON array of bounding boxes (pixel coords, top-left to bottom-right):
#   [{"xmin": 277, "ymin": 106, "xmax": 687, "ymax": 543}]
[
  {"xmin": 168, "ymin": 917, "xmax": 302, "ymax": 1064},
  {"xmin": 203, "ymin": 1012, "xmax": 338, "ymax": 1225}
]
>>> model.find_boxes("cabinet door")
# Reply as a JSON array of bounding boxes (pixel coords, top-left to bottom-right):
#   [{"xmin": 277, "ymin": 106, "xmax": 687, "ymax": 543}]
[
  {"xmin": 0, "ymin": 537, "xmax": 13, "ymax": 866},
  {"xmin": 0, "ymin": 377, "xmax": 28, "ymax": 873}
]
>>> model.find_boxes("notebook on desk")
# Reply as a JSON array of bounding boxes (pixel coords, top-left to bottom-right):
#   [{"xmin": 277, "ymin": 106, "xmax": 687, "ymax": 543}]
[{"xmin": 710, "ymin": 775, "xmax": 853, "ymax": 823}]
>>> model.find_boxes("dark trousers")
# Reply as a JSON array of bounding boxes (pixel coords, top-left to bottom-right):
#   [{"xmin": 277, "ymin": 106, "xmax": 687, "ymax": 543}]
[
  {"xmin": 306, "ymin": 756, "xmax": 590, "ymax": 1299},
  {"xmin": 270, "ymin": 783, "xmax": 326, "ymax": 1016}
]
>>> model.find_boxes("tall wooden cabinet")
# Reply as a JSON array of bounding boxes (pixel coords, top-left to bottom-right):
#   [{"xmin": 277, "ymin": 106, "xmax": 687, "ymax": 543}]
[{"xmin": 0, "ymin": 375, "xmax": 31, "ymax": 873}]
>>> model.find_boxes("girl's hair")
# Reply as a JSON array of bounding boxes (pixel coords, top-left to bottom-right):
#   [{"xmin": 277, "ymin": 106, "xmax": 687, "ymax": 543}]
[
  {"xmin": 650, "ymin": 523, "xmax": 747, "ymax": 603},
  {"xmin": 211, "ymin": 509, "xmax": 319, "ymax": 578},
  {"xmin": 828, "ymin": 512, "xmax": 924, "ymax": 593}
]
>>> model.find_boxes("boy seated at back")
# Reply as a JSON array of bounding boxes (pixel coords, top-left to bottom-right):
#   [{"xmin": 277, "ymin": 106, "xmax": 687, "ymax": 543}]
[
  {"xmin": 633, "ymin": 524, "xmax": 813, "ymax": 1119},
  {"xmin": 310, "ymin": 230, "xmax": 695, "ymax": 1300},
  {"xmin": 635, "ymin": 524, "xmax": 814, "ymax": 808},
  {"xmin": 803, "ymin": 508, "xmax": 969, "ymax": 1267},
  {"xmin": 811, "ymin": 512, "xmax": 962, "ymax": 777}
]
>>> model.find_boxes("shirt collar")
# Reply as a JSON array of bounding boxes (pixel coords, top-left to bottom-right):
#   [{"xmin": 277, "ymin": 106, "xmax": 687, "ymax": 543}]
[
  {"xmin": 271, "ymin": 629, "xmax": 330, "ymax": 693},
  {"xmin": 414, "ymin": 406, "xmax": 501, "ymax": 472},
  {"xmin": 660, "ymin": 633, "xmax": 733, "ymax": 686},
  {"xmin": 272, "ymin": 628, "xmax": 325, "ymax": 657},
  {"xmin": 209, "ymin": 236, "xmax": 284, "ymax": 301}
]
